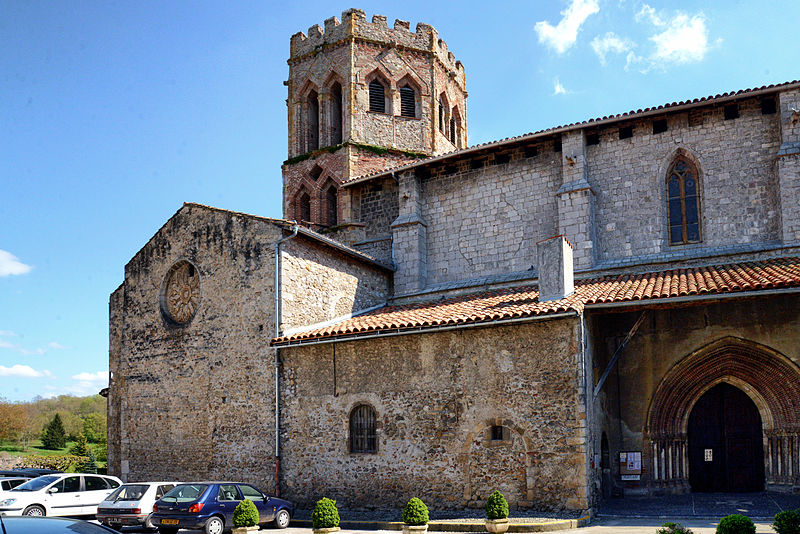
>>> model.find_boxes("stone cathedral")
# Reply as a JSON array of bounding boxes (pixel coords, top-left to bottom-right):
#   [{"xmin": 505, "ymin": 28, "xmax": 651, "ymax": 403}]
[{"xmin": 108, "ymin": 9, "xmax": 800, "ymax": 512}]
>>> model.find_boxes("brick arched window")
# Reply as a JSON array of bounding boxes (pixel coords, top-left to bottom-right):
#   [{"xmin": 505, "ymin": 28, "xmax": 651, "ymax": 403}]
[
  {"xmin": 297, "ymin": 191, "xmax": 311, "ymax": 223},
  {"xmin": 349, "ymin": 404, "xmax": 377, "ymax": 453},
  {"xmin": 307, "ymin": 90, "xmax": 319, "ymax": 151},
  {"xmin": 324, "ymin": 185, "xmax": 338, "ymax": 227},
  {"xmin": 369, "ymin": 80, "xmax": 386, "ymax": 113},
  {"xmin": 330, "ymin": 82, "xmax": 343, "ymax": 145},
  {"xmin": 667, "ymin": 157, "xmax": 701, "ymax": 245},
  {"xmin": 399, "ymin": 84, "xmax": 416, "ymax": 118}
]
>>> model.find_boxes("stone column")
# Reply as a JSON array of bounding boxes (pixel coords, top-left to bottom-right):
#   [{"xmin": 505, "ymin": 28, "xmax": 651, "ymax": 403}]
[
  {"xmin": 391, "ymin": 171, "xmax": 427, "ymax": 294},
  {"xmin": 778, "ymin": 90, "xmax": 800, "ymax": 243},
  {"xmin": 556, "ymin": 131, "xmax": 596, "ymax": 270}
]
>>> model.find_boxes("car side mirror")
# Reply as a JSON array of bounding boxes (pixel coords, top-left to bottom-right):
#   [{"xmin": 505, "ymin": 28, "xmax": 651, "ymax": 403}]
[
  {"xmin": 263, "ymin": 496, "xmax": 269, "ymax": 502},
  {"xmin": 48, "ymin": 488, "xmax": 59, "ymax": 494}
]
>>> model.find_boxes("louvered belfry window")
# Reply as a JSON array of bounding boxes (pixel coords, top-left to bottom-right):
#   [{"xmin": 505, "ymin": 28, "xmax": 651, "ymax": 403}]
[
  {"xmin": 399, "ymin": 85, "xmax": 415, "ymax": 117},
  {"xmin": 369, "ymin": 80, "xmax": 385, "ymax": 113},
  {"xmin": 667, "ymin": 158, "xmax": 701, "ymax": 245},
  {"xmin": 349, "ymin": 404, "xmax": 377, "ymax": 453}
]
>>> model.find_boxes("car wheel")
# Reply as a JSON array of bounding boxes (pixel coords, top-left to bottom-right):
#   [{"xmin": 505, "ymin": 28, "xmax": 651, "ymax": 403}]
[
  {"xmin": 204, "ymin": 516, "xmax": 225, "ymax": 534},
  {"xmin": 274, "ymin": 509, "xmax": 291, "ymax": 529},
  {"xmin": 22, "ymin": 505, "xmax": 45, "ymax": 517}
]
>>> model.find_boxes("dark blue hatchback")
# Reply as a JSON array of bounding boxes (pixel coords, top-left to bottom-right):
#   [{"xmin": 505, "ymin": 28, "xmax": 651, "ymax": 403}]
[{"xmin": 152, "ymin": 482, "xmax": 294, "ymax": 534}]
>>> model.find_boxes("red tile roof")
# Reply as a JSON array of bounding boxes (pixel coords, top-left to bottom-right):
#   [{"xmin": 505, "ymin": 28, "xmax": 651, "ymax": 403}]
[
  {"xmin": 342, "ymin": 79, "xmax": 800, "ymax": 187},
  {"xmin": 272, "ymin": 257, "xmax": 800, "ymax": 345}
]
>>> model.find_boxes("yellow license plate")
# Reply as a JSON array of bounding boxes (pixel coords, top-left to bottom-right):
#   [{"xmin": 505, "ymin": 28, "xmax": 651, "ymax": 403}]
[{"xmin": 161, "ymin": 519, "xmax": 179, "ymax": 525}]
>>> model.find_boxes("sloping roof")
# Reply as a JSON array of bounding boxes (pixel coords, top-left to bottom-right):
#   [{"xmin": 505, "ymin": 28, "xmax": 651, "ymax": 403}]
[
  {"xmin": 272, "ymin": 257, "xmax": 800, "ymax": 345},
  {"xmin": 342, "ymin": 79, "xmax": 800, "ymax": 187}
]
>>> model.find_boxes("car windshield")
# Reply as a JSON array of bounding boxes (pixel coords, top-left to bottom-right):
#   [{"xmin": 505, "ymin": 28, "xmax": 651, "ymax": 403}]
[
  {"xmin": 12, "ymin": 476, "xmax": 59, "ymax": 492},
  {"xmin": 161, "ymin": 484, "xmax": 208, "ymax": 503},
  {"xmin": 107, "ymin": 484, "xmax": 148, "ymax": 501}
]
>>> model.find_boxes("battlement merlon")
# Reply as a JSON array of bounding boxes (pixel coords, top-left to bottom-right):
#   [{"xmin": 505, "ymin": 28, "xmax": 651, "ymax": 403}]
[{"xmin": 289, "ymin": 9, "xmax": 466, "ymax": 78}]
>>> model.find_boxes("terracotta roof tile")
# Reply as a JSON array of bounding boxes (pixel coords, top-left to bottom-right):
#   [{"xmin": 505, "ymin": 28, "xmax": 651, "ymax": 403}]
[{"xmin": 272, "ymin": 257, "xmax": 800, "ymax": 345}]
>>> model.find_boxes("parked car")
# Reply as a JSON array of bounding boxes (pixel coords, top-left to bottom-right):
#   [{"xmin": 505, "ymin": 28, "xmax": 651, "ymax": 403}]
[
  {"xmin": 0, "ymin": 478, "xmax": 31, "ymax": 499},
  {"xmin": 0, "ymin": 515, "xmax": 119, "ymax": 533},
  {"xmin": 152, "ymin": 482, "xmax": 294, "ymax": 534},
  {"xmin": 0, "ymin": 473, "xmax": 122, "ymax": 517},
  {"xmin": 96, "ymin": 481, "xmax": 179, "ymax": 531},
  {"xmin": 0, "ymin": 471, "xmax": 35, "ymax": 479}
]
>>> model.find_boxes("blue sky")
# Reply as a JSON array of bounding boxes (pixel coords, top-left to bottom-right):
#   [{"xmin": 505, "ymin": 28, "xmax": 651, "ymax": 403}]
[{"xmin": 1, "ymin": 1, "xmax": 798, "ymax": 402}]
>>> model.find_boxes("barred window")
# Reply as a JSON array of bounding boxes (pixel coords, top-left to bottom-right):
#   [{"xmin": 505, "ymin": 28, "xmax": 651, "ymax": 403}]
[
  {"xmin": 667, "ymin": 157, "xmax": 701, "ymax": 245},
  {"xmin": 349, "ymin": 404, "xmax": 377, "ymax": 453},
  {"xmin": 399, "ymin": 85, "xmax": 416, "ymax": 118},
  {"xmin": 369, "ymin": 80, "xmax": 385, "ymax": 113}
]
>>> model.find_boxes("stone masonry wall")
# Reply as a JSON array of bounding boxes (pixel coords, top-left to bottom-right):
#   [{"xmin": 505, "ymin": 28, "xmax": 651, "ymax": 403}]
[
  {"xmin": 108, "ymin": 204, "xmax": 282, "ymax": 491},
  {"xmin": 279, "ymin": 318, "xmax": 590, "ymax": 511},
  {"xmin": 280, "ymin": 235, "xmax": 392, "ymax": 333}
]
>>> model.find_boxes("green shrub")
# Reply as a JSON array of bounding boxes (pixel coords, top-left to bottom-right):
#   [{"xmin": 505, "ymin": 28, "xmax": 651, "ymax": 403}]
[
  {"xmin": 773, "ymin": 509, "xmax": 800, "ymax": 534},
  {"xmin": 311, "ymin": 497, "xmax": 340, "ymax": 529},
  {"xmin": 656, "ymin": 522, "xmax": 694, "ymax": 534},
  {"xmin": 233, "ymin": 499, "xmax": 260, "ymax": 528},
  {"xmin": 402, "ymin": 497, "xmax": 429, "ymax": 526},
  {"xmin": 485, "ymin": 491, "xmax": 509, "ymax": 520},
  {"xmin": 20, "ymin": 454, "xmax": 86, "ymax": 471},
  {"xmin": 716, "ymin": 514, "xmax": 755, "ymax": 534}
]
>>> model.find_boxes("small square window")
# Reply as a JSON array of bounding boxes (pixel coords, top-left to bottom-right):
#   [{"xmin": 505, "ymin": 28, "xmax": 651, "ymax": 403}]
[
  {"xmin": 619, "ymin": 126, "xmax": 633, "ymax": 140},
  {"xmin": 724, "ymin": 104, "xmax": 739, "ymax": 120},
  {"xmin": 553, "ymin": 138, "xmax": 562, "ymax": 153},
  {"xmin": 491, "ymin": 425, "xmax": 504, "ymax": 441},
  {"xmin": 309, "ymin": 165, "xmax": 323, "ymax": 181},
  {"xmin": 524, "ymin": 145, "xmax": 538, "ymax": 158},
  {"xmin": 586, "ymin": 132, "xmax": 600, "ymax": 146},
  {"xmin": 470, "ymin": 158, "xmax": 484, "ymax": 170},
  {"xmin": 761, "ymin": 97, "xmax": 777, "ymax": 115},
  {"xmin": 652, "ymin": 119, "xmax": 668, "ymax": 134},
  {"xmin": 494, "ymin": 153, "xmax": 511, "ymax": 165}
]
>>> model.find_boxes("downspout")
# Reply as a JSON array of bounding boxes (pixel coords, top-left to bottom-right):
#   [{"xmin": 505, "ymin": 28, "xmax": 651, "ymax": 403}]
[{"xmin": 273, "ymin": 222, "xmax": 298, "ymax": 497}]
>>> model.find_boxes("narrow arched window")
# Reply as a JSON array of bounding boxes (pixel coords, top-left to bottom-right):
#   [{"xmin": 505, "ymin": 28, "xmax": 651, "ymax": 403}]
[
  {"xmin": 438, "ymin": 99, "xmax": 445, "ymax": 132},
  {"xmin": 307, "ymin": 90, "xmax": 319, "ymax": 151},
  {"xmin": 349, "ymin": 404, "xmax": 377, "ymax": 453},
  {"xmin": 449, "ymin": 116, "xmax": 456, "ymax": 144},
  {"xmin": 325, "ymin": 185, "xmax": 338, "ymax": 227},
  {"xmin": 330, "ymin": 82, "xmax": 343, "ymax": 145},
  {"xmin": 399, "ymin": 85, "xmax": 416, "ymax": 118},
  {"xmin": 369, "ymin": 80, "xmax": 385, "ymax": 113},
  {"xmin": 667, "ymin": 157, "xmax": 701, "ymax": 245},
  {"xmin": 298, "ymin": 191, "xmax": 311, "ymax": 223}
]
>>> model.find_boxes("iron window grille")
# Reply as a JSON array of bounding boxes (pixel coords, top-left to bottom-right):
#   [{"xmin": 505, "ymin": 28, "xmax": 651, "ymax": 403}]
[
  {"xmin": 349, "ymin": 404, "xmax": 377, "ymax": 453},
  {"xmin": 369, "ymin": 80, "xmax": 386, "ymax": 113},
  {"xmin": 399, "ymin": 85, "xmax": 416, "ymax": 118}
]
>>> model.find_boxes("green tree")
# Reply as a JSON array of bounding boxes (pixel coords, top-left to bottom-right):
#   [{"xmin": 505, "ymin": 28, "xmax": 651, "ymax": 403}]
[
  {"xmin": 82, "ymin": 412, "xmax": 106, "ymax": 443},
  {"xmin": 41, "ymin": 413, "xmax": 67, "ymax": 449},
  {"xmin": 70, "ymin": 433, "xmax": 90, "ymax": 456},
  {"xmin": 0, "ymin": 400, "xmax": 26, "ymax": 442},
  {"xmin": 78, "ymin": 449, "xmax": 98, "ymax": 474}
]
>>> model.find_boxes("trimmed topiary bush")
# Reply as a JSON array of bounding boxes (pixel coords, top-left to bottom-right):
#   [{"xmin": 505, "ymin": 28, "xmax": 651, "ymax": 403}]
[
  {"xmin": 402, "ymin": 497, "xmax": 429, "ymax": 526},
  {"xmin": 656, "ymin": 522, "xmax": 694, "ymax": 534},
  {"xmin": 773, "ymin": 509, "xmax": 800, "ymax": 534},
  {"xmin": 716, "ymin": 514, "xmax": 756, "ymax": 534},
  {"xmin": 311, "ymin": 498, "xmax": 340, "ymax": 530},
  {"xmin": 485, "ymin": 491, "xmax": 509, "ymax": 520},
  {"xmin": 233, "ymin": 499, "xmax": 259, "ymax": 528}
]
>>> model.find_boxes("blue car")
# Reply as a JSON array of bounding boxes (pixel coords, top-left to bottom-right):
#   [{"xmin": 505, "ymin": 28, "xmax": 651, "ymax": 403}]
[{"xmin": 152, "ymin": 482, "xmax": 293, "ymax": 534}]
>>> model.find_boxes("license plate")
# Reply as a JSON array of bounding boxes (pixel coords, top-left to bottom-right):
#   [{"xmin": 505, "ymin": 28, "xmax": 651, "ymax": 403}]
[{"xmin": 161, "ymin": 519, "xmax": 179, "ymax": 525}]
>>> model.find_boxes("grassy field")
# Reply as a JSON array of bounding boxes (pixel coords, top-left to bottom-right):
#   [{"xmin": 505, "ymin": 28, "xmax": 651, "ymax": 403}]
[{"xmin": 0, "ymin": 440, "xmax": 78, "ymax": 457}]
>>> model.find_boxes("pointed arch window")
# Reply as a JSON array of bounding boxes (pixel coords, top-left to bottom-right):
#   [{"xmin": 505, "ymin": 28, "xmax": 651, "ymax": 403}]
[
  {"xmin": 330, "ymin": 82, "xmax": 343, "ymax": 145},
  {"xmin": 667, "ymin": 157, "xmax": 701, "ymax": 245},
  {"xmin": 349, "ymin": 404, "xmax": 377, "ymax": 453},
  {"xmin": 307, "ymin": 90, "xmax": 319, "ymax": 151},
  {"xmin": 369, "ymin": 80, "xmax": 386, "ymax": 113},
  {"xmin": 324, "ymin": 185, "xmax": 338, "ymax": 227},
  {"xmin": 298, "ymin": 191, "xmax": 311, "ymax": 223}
]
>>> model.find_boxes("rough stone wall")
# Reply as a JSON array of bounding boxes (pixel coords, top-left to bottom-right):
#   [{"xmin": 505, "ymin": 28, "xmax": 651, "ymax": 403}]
[
  {"xmin": 107, "ymin": 285, "xmax": 123, "ymax": 478},
  {"xmin": 280, "ymin": 235, "xmax": 392, "ymax": 332},
  {"xmin": 422, "ymin": 147, "xmax": 561, "ymax": 286},
  {"xmin": 778, "ymin": 89, "xmax": 800, "ymax": 242},
  {"xmin": 279, "ymin": 318, "xmax": 591, "ymax": 511},
  {"xmin": 590, "ymin": 294, "xmax": 800, "ymax": 495},
  {"xmin": 108, "ymin": 204, "xmax": 281, "ymax": 491},
  {"xmin": 587, "ymin": 97, "xmax": 782, "ymax": 262}
]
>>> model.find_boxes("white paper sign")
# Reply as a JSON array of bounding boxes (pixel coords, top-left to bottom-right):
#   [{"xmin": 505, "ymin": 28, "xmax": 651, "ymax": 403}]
[{"xmin": 704, "ymin": 449, "xmax": 713, "ymax": 462}]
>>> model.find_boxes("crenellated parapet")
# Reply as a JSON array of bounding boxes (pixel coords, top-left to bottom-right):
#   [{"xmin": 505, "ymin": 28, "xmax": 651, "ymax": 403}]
[{"xmin": 289, "ymin": 9, "xmax": 465, "ymax": 87}]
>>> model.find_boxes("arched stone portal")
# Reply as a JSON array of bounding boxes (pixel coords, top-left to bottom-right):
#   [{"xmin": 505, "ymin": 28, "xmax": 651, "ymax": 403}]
[{"xmin": 645, "ymin": 337, "xmax": 800, "ymax": 493}]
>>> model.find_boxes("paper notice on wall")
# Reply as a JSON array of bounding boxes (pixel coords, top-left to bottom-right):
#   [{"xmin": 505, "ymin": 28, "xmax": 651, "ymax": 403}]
[
  {"xmin": 627, "ymin": 451, "xmax": 641, "ymax": 471},
  {"xmin": 619, "ymin": 452, "xmax": 627, "ymax": 463}
]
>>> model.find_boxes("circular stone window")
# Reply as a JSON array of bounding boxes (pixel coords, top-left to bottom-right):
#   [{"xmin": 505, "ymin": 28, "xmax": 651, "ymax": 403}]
[{"xmin": 160, "ymin": 260, "xmax": 201, "ymax": 325}]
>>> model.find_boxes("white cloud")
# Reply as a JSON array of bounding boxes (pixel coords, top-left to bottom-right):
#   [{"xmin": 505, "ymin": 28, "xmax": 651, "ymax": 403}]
[
  {"xmin": 0, "ymin": 331, "xmax": 58, "ymax": 355},
  {"xmin": 535, "ymin": 0, "xmax": 600, "ymax": 54},
  {"xmin": 48, "ymin": 342, "xmax": 66, "ymax": 350},
  {"xmin": 0, "ymin": 250, "xmax": 32, "ymax": 276},
  {"xmin": 553, "ymin": 77, "xmax": 568, "ymax": 95},
  {"xmin": 0, "ymin": 364, "xmax": 53, "ymax": 378},
  {"xmin": 71, "ymin": 371, "xmax": 108, "ymax": 382},
  {"xmin": 591, "ymin": 32, "xmax": 635, "ymax": 66},
  {"xmin": 635, "ymin": 4, "xmax": 711, "ymax": 67}
]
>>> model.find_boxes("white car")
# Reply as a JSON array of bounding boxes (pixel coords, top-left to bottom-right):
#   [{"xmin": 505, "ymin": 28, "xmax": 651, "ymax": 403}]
[
  {"xmin": 0, "ymin": 473, "xmax": 121, "ymax": 517},
  {"xmin": 96, "ymin": 481, "xmax": 180, "ymax": 530},
  {"xmin": 0, "ymin": 478, "xmax": 30, "ymax": 500}
]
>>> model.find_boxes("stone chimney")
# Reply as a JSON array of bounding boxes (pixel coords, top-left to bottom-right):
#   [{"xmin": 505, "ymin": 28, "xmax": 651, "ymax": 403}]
[{"xmin": 536, "ymin": 235, "xmax": 574, "ymax": 301}]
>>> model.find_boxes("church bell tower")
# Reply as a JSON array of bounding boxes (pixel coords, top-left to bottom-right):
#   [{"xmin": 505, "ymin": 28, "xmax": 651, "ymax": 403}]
[{"xmin": 282, "ymin": 9, "xmax": 467, "ymax": 234}]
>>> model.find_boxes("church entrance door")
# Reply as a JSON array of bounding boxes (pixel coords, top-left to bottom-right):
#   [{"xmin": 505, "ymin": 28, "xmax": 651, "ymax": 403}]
[{"xmin": 687, "ymin": 383, "xmax": 764, "ymax": 492}]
